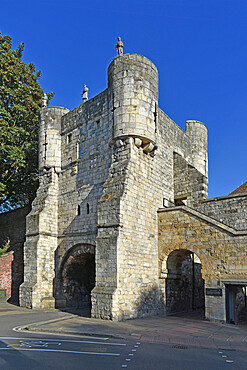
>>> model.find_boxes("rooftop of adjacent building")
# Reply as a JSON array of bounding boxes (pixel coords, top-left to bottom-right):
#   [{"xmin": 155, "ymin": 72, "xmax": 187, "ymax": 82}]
[{"xmin": 230, "ymin": 182, "xmax": 247, "ymax": 195}]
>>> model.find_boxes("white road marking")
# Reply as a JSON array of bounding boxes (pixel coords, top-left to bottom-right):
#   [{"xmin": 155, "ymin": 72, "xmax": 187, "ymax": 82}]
[
  {"xmin": 7, "ymin": 340, "xmax": 62, "ymax": 348},
  {"xmin": 0, "ymin": 348, "xmax": 120, "ymax": 356},
  {"xmin": 0, "ymin": 337, "xmax": 125, "ymax": 346},
  {"xmin": 13, "ymin": 327, "xmax": 109, "ymax": 340}
]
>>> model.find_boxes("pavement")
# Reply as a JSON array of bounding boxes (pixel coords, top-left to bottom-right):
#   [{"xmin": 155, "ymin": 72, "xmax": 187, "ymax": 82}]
[{"xmin": 2, "ymin": 303, "xmax": 247, "ymax": 351}]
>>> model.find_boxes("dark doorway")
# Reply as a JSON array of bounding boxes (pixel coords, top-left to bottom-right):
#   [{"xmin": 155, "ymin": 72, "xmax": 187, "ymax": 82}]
[
  {"xmin": 59, "ymin": 245, "xmax": 95, "ymax": 315},
  {"xmin": 226, "ymin": 284, "xmax": 247, "ymax": 324},
  {"xmin": 165, "ymin": 249, "xmax": 205, "ymax": 316}
]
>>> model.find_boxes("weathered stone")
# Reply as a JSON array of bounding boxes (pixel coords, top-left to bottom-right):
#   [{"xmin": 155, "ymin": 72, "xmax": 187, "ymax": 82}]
[{"xmin": 18, "ymin": 46, "xmax": 246, "ymax": 323}]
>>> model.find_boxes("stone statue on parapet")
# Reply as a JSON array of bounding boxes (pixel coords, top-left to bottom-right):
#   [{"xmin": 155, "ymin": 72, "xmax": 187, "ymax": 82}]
[
  {"xmin": 82, "ymin": 84, "xmax": 89, "ymax": 102},
  {"xmin": 116, "ymin": 37, "xmax": 123, "ymax": 55},
  {"xmin": 42, "ymin": 93, "xmax": 48, "ymax": 108}
]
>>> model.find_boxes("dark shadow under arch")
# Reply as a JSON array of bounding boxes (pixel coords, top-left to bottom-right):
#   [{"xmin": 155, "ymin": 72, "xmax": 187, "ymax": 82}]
[
  {"xmin": 165, "ymin": 249, "xmax": 205, "ymax": 316},
  {"xmin": 57, "ymin": 244, "xmax": 95, "ymax": 314}
]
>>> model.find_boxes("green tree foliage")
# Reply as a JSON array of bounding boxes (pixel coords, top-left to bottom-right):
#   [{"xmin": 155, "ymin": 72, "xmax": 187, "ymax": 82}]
[
  {"xmin": 0, "ymin": 34, "xmax": 53, "ymax": 212},
  {"xmin": 0, "ymin": 238, "xmax": 10, "ymax": 256}
]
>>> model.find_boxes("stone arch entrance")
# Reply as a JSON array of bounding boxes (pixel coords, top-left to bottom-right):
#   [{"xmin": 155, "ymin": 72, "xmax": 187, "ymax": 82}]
[
  {"xmin": 165, "ymin": 249, "xmax": 205, "ymax": 315},
  {"xmin": 59, "ymin": 244, "xmax": 95, "ymax": 312}
]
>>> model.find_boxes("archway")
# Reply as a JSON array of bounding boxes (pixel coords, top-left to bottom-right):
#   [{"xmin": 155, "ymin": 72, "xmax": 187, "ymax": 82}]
[
  {"xmin": 165, "ymin": 249, "xmax": 205, "ymax": 316},
  {"xmin": 59, "ymin": 244, "xmax": 95, "ymax": 313}
]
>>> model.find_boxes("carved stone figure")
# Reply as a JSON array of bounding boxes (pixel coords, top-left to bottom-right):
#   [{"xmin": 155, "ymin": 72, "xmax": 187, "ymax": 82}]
[
  {"xmin": 116, "ymin": 37, "xmax": 124, "ymax": 55},
  {"xmin": 42, "ymin": 93, "xmax": 48, "ymax": 108},
  {"xmin": 82, "ymin": 84, "xmax": 89, "ymax": 102}
]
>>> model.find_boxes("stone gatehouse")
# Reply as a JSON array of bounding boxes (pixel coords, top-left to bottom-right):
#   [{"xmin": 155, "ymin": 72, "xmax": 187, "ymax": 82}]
[{"xmin": 19, "ymin": 40, "xmax": 247, "ymax": 323}]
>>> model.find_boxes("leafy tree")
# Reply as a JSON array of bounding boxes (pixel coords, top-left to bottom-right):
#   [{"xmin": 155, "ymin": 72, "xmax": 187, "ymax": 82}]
[
  {"xmin": 0, "ymin": 34, "xmax": 53, "ymax": 212},
  {"xmin": 0, "ymin": 238, "xmax": 10, "ymax": 256}
]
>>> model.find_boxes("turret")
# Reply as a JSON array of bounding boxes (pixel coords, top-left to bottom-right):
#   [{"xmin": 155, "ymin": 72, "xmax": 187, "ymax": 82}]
[
  {"xmin": 186, "ymin": 120, "xmax": 208, "ymax": 178},
  {"xmin": 39, "ymin": 106, "xmax": 69, "ymax": 172},
  {"xmin": 108, "ymin": 53, "xmax": 158, "ymax": 153}
]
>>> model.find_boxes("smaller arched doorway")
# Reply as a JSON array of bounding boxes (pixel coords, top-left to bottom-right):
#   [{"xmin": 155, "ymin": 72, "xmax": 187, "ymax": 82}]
[
  {"xmin": 59, "ymin": 244, "xmax": 95, "ymax": 313},
  {"xmin": 165, "ymin": 249, "xmax": 205, "ymax": 316}
]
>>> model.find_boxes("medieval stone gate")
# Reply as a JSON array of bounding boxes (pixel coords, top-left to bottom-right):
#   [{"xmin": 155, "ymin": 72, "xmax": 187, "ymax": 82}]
[{"xmin": 16, "ymin": 41, "xmax": 246, "ymax": 322}]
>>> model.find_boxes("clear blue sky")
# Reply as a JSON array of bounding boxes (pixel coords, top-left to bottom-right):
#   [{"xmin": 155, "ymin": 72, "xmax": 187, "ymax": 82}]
[{"xmin": 1, "ymin": 0, "xmax": 246, "ymax": 198}]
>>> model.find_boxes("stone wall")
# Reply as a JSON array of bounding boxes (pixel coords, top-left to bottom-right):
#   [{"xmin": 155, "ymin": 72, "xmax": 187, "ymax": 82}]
[
  {"xmin": 20, "ymin": 52, "xmax": 211, "ymax": 319},
  {"xmin": 197, "ymin": 193, "xmax": 247, "ymax": 230},
  {"xmin": 173, "ymin": 152, "xmax": 208, "ymax": 206},
  {"xmin": 0, "ymin": 206, "xmax": 30, "ymax": 249},
  {"xmin": 158, "ymin": 206, "xmax": 247, "ymax": 322}
]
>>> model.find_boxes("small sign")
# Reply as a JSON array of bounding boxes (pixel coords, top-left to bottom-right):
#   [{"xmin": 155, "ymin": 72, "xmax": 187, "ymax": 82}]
[
  {"xmin": 79, "ymin": 134, "xmax": 87, "ymax": 157},
  {"xmin": 71, "ymin": 166, "xmax": 77, "ymax": 175},
  {"xmin": 206, "ymin": 288, "xmax": 222, "ymax": 296},
  {"xmin": 90, "ymin": 158, "xmax": 97, "ymax": 169}
]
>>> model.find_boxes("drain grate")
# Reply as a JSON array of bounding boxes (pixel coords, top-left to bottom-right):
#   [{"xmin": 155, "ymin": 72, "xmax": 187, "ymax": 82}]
[{"xmin": 172, "ymin": 344, "xmax": 188, "ymax": 349}]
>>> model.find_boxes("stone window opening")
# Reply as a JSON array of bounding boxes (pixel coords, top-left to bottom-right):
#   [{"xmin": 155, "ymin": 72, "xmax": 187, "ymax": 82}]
[
  {"xmin": 67, "ymin": 133, "xmax": 72, "ymax": 144},
  {"xmin": 76, "ymin": 141, "xmax": 80, "ymax": 159},
  {"xmin": 96, "ymin": 119, "xmax": 100, "ymax": 129},
  {"xmin": 43, "ymin": 132, "xmax": 48, "ymax": 160},
  {"xmin": 78, "ymin": 205, "xmax": 81, "ymax": 216},
  {"xmin": 154, "ymin": 102, "xmax": 158, "ymax": 133},
  {"xmin": 87, "ymin": 203, "xmax": 90, "ymax": 214}
]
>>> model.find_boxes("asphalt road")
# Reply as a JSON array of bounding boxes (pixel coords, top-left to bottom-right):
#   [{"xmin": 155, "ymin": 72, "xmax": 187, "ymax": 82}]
[{"xmin": 0, "ymin": 306, "xmax": 247, "ymax": 369}]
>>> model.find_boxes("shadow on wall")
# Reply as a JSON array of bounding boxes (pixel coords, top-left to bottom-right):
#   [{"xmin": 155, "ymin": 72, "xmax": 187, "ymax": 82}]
[
  {"xmin": 165, "ymin": 249, "xmax": 205, "ymax": 316},
  {"xmin": 8, "ymin": 246, "xmax": 24, "ymax": 305},
  {"xmin": 0, "ymin": 205, "xmax": 30, "ymax": 306},
  {"xmin": 54, "ymin": 243, "xmax": 95, "ymax": 316},
  {"xmin": 136, "ymin": 285, "xmax": 165, "ymax": 318}
]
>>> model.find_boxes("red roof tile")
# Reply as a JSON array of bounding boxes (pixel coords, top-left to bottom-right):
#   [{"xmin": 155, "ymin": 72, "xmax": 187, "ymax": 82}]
[{"xmin": 230, "ymin": 182, "xmax": 247, "ymax": 195}]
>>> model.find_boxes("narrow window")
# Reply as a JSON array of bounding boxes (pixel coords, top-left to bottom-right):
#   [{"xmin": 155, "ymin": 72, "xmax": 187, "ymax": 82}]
[
  {"xmin": 78, "ymin": 205, "xmax": 81, "ymax": 215},
  {"xmin": 154, "ymin": 102, "xmax": 158, "ymax": 133},
  {"xmin": 76, "ymin": 141, "xmax": 79, "ymax": 159},
  {"xmin": 96, "ymin": 119, "xmax": 100, "ymax": 129},
  {"xmin": 43, "ymin": 132, "xmax": 48, "ymax": 160},
  {"xmin": 87, "ymin": 203, "xmax": 90, "ymax": 214},
  {"xmin": 67, "ymin": 133, "xmax": 72, "ymax": 143}
]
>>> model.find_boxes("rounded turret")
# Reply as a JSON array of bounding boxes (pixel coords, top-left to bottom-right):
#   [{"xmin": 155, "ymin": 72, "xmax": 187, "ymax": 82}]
[
  {"xmin": 108, "ymin": 53, "xmax": 158, "ymax": 151},
  {"xmin": 39, "ymin": 106, "xmax": 69, "ymax": 171},
  {"xmin": 186, "ymin": 120, "xmax": 208, "ymax": 177}
]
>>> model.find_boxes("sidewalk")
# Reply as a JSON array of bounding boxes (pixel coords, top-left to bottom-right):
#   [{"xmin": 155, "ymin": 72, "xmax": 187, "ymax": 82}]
[{"xmin": 10, "ymin": 304, "xmax": 247, "ymax": 351}]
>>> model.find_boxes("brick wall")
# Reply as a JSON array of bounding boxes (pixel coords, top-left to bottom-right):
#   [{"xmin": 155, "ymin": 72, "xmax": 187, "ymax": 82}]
[
  {"xmin": 0, "ymin": 205, "xmax": 30, "ymax": 304},
  {"xmin": 0, "ymin": 252, "xmax": 14, "ymax": 300}
]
